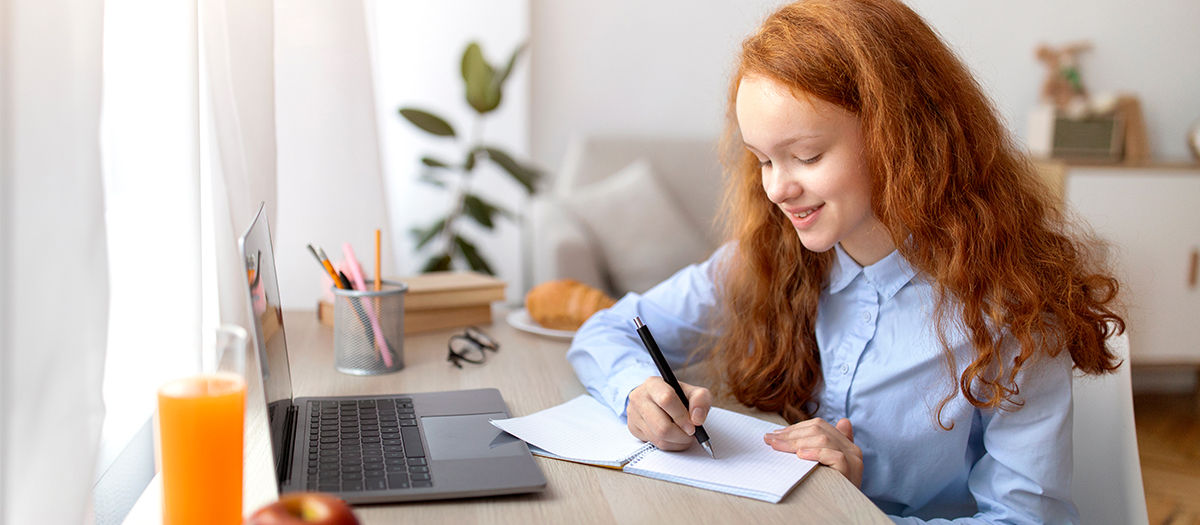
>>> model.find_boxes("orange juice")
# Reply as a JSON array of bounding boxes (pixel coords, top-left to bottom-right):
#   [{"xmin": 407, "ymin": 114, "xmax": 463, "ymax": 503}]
[{"xmin": 158, "ymin": 373, "xmax": 246, "ymax": 525}]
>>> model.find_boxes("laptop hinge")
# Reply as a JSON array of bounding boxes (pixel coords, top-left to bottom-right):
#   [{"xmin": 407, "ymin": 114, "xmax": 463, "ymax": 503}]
[{"xmin": 278, "ymin": 404, "xmax": 297, "ymax": 486}]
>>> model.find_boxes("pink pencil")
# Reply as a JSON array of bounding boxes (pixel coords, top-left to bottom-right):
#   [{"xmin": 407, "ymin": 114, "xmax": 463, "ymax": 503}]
[{"xmin": 343, "ymin": 243, "xmax": 393, "ymax": 368}]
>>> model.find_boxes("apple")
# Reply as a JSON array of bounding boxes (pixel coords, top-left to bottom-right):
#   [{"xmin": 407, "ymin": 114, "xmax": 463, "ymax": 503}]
[{"xmin": 246, "ymin": 492, "xmax": 360, "ymax": 525}]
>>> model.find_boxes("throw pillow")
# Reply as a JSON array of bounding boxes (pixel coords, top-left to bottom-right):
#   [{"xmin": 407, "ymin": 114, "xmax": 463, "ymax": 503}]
[{"xmin": 563, "ymin": 158, "xmax": 712, "ymax": 294}]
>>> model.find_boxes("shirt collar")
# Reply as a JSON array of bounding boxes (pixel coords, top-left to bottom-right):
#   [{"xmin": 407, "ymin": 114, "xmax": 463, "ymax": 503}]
[
  {"xmin": 827, "ymin": 244, "xmax": 919, "ymax": 301},
  {"xmin": 827, "ymin": 244, "xmax": 862, "ymax": 294}
]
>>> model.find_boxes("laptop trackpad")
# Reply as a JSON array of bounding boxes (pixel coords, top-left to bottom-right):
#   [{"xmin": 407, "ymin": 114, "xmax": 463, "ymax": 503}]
[{"xmin": 420, "ymin": 412, "xmax": 527, "ymax": 461}]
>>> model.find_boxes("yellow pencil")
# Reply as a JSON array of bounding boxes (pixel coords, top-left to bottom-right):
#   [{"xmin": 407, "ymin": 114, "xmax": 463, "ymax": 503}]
[
  {"xmin": 306, "ymin": 244, "xmax": 342, "ymax": 289},
  {"xmin": 374, "ymin": 229, "xmax": 382, "ymax": 291},
  {"xmin": 313, "ymin": 245, "xmax": 346, "ymax": 290}
]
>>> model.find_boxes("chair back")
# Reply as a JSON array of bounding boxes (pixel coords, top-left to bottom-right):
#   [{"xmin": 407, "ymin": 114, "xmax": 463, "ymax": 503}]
[{"xmin": 1071, "ymin": 332, "xmax": 1149, "ymax": 525}]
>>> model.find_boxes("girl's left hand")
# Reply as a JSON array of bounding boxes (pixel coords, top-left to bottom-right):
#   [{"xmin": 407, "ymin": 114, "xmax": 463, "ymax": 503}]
[{"xmin": 764, "ymin": 417, "xmax": 863, "ymax": 488}]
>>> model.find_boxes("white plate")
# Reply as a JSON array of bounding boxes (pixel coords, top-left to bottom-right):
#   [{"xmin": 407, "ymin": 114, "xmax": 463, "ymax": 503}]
[{"xmin": 506, "ymin": 308, "xmax": 576, "ymax": 340}]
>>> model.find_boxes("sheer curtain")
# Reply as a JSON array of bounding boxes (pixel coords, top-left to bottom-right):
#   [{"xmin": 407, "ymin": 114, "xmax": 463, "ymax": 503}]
[
  {"xmin": 93, "ymin": 0, "xmax": 277, "ymax": 522},
  {"xmin": 202, "ymin": 0, "xmax": 279, "ymax": 515},
  {"xmin": 4, "ymin": 0, "xmax": 386, "ymax": 520},
  {"xmin": 274, "ymin": 0, "xmax": 391, "ymax": 311},
  {"xmin": 92, "ymin": 1, "xmax": 203, "ymax": 523},
  {"xmin": 0, "ymin": 0, "xmax": 109, "ymax": 524},
  {"xmin": 200, "ymin": 0, "xmax": 277, "ymax": 337}
]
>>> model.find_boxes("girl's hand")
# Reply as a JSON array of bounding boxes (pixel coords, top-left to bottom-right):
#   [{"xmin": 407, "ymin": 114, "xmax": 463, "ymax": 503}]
[
  {"xmin": 764, "ymin": 417, "xmax": 863, "ymax": 488},
  {"xmin": 627, "ymin": 377, "xmax": 712, "ymax": 451}
]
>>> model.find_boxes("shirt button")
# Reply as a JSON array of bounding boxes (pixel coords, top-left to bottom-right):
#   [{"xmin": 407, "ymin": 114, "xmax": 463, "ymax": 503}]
[
  {"xmin": 861, "ymin": 311, "xmax": 871, "ymax": 323},
  {"xmin": 839, "ymin": 364, "xmax": 849, "ymax": 375}
]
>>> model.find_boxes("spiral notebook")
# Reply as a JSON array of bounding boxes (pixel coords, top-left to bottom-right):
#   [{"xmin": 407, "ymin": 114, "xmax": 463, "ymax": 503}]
[{"xmin": 489, "ymin": 395, "xmax": 817, "ymax": 503}]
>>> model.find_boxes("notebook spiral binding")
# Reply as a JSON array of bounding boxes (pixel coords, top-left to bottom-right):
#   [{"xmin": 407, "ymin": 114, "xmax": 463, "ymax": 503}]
[{"xmin": 624, "ymin": 443, "xmax": 658, "ymax": 466}]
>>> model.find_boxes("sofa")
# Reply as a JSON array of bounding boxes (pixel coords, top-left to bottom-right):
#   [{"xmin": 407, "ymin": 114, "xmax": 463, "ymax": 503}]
[{"xmin": 528, "ymin": 135, "xmax": 726, "ymax": 298}]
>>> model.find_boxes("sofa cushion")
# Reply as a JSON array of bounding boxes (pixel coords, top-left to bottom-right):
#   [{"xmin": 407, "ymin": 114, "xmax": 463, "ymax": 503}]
[{"xmin": 563, "ymin": 159, "xmax": 712, "ymax": 294}]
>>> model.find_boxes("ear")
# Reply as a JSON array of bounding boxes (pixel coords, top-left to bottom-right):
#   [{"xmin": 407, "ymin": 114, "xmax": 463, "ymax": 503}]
[
  {"xmin": 1035, "ymin": 45, "xmax": 1054, "ymax": 63},
  {"xmin": 1064, "ymin": 41, "xmax": 1093, "ymax": 55}
]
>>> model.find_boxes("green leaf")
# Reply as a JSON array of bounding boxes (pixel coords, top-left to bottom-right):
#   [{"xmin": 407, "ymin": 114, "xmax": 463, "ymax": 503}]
[
  {"xmin": 408, "ymin": 226, "xmax": 425, "ymax": 245},
  {"xmin": 495, "ymin": 42, "xmax": 526, "ymax": 87},
  {"xmin": 421, "ymin": 156, "xmax": 452, "ymax": 168},
  {"xmin": 463, "ymin": 149, "xmax": 477, "ymax": 171},
  {"xmin": 460, "ymin": 42, "xmax": 483, "ymax": 80},
  {"xmin": 462, "ymin": 193, "xmax": 512, "ymax": 230},
  {"xmin": 398, "ymin": 107, "xmax": 456, "ymax": 137},
  {"xmin": 461, "ymin": 42, "xmax": 501, "ymax": 114},
  {"xmin": 454, "ymin": 235, "xmax": 494, "ymax": 275},
  {"xmin": 421, "ymin": 253, "xmax": 453, "ymax": 273},
  {"xmin": 463, "ymin": 197, "xmax": 493, "ymax": 229},
  {"xmin": 482, "ymin": 147, "xmax": 540, "ymax": 194},
  {"xmin": 410, "ymin": 217, "xmax": 447, "ymax": 250},
  {"xmin": 418, "ymin": 172, "xmax": 447, "ymax": 188}
]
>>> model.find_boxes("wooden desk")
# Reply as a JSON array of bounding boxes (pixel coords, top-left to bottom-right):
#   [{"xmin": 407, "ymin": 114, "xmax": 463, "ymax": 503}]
[
  {"xmin": 126, "ymin": 306, "xmax": 889, "ymax": 524},
  {"xmin": 280, "ymin": 306, "xmax": 888, "ymax": 523}
]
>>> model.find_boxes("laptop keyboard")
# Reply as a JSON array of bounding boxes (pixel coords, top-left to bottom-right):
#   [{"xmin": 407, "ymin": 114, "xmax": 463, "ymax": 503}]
[{"xmin": 305, "ymin": 397, "xmax": 432, "ymax": 492}]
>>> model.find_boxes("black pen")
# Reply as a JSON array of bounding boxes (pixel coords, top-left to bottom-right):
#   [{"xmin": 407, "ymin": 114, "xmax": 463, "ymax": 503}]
[{"xmin": 633, "ymin": 316, "xmax": 715, "ymax": 459}]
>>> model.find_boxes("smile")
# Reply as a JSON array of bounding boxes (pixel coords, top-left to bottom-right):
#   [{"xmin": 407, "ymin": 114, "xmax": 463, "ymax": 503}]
[
  {"xmin": 787, "ymin": 204, "xmax": 823, "ymax": 218},
  {"xmin": 784, "ymin": 204, "xmax": 824, "ymax": 230}
]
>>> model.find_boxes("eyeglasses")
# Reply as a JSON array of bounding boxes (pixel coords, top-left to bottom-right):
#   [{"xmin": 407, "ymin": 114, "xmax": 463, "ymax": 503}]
[{"xmin": 446, "ymin": 326, "xmax": 500, "ymax": 368}]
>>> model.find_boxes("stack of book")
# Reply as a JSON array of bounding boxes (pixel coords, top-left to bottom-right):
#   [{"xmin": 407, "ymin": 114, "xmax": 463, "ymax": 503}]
[{"xmin": 318, "ymin": 271, "xmax": 507, "ymax": 334}]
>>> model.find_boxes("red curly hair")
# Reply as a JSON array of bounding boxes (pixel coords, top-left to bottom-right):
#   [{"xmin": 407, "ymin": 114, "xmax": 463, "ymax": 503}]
[{"xmin": 709, "ymin": 0, "xmax": 1124, "ymax": 426}]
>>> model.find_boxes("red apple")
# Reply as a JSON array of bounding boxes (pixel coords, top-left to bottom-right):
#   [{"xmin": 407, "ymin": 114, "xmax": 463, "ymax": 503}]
[{"xmin": 246, "ymin": 492, "xmax": 360, "ymax": 525}]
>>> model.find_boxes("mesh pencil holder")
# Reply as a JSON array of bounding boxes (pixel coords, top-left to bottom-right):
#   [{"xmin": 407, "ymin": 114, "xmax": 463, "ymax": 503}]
[{"xmin": 332, "ymin": 280, "xmax": 407, "ymax": 375}]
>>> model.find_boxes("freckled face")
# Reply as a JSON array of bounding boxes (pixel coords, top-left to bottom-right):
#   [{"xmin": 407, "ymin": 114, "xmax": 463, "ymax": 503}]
[{"xmin": 735, "ymin": 75, "xmax": 893, "ymax": 265}]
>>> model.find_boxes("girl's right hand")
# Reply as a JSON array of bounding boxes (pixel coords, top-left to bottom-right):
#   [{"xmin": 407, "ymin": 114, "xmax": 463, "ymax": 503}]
[{"xmin": 626, "ymin": 376, "xmax": 713, "ymax": 451}]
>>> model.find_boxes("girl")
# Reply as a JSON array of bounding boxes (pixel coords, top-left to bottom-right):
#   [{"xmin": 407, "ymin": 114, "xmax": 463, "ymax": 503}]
[{"xmin": 566, "ymin": 0, "xmax": 1123, "ymax": 522}]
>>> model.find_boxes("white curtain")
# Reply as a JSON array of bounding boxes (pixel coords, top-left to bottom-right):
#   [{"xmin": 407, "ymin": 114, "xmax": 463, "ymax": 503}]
[
  {"xmin": 274, "ymin": 0, "xmax": 391, "ymax": 310},
  {"xmin": 200, "ymin": 0, "xmax": 278, "ymax": 344},
  {"xmin": 4, "ymin": 0, "xmax": 380, "ymax": 519},
  {"xmin": 0, "ymin": 0, "xmax": 109, "ymax": 524},
  {"xmin": 93, "ymin": 1, "xmax": 203, "ymax": 523},
  {"xmin": 91, "ymin": 0, "xmax": 277, "ymax": 522},
  {"xmin": 201, "ymin": 0, "xmax": 279, "ymax": 515}
]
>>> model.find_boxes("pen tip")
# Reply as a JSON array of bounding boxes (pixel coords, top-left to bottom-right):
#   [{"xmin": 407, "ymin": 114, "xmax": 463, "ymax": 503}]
[{"xmin": 702, "ymin": 441, "xmax": 715, "ymax": 459}]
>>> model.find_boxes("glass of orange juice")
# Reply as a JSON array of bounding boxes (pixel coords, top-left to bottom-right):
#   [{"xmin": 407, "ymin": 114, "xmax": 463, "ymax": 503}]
[{"xmin": 157, "ymin": 324, "xmax": 248, "ymax": 525}]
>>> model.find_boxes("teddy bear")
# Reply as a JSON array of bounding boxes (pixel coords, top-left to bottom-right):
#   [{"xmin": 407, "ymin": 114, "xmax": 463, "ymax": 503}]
[{"xmin": 1035, "ymin": 41, "xmax": 1092, "ymax": 118}]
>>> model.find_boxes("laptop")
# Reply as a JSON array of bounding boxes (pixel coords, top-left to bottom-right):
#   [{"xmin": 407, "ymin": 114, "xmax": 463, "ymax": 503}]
[{"xmin": 237, "ymin": 203, "xmax": 546, "ymax": 504}]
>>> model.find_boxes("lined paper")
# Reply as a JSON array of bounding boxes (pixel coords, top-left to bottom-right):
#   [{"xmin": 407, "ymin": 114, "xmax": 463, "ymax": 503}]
[
  {"xmin": 624, "ymin": 408, "xmax": 818, "ymax": 502},
  {"xmin": 491, "ymin": 395, "xmax": 817, "ymax": 503},
  {"xmin": 490, "ymin": 395, "xmax": 647, "ymax": 466}
]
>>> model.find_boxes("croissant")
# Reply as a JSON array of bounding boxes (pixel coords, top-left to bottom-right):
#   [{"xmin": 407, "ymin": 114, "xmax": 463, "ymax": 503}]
[{"xmin": 525, "ymin": 279, "xmax": 616, "ymax": 331}]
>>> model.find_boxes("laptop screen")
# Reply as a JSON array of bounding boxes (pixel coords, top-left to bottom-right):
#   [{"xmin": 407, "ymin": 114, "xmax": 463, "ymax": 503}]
[{"xmin": 238, "ymin": 203, "xmax": 295, "ymax": 478}]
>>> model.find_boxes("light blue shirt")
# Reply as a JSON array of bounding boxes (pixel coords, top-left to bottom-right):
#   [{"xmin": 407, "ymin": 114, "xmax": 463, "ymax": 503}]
[{"xmin": 567, "ymin": 243, "xmax": 1078, "ymax": 524}]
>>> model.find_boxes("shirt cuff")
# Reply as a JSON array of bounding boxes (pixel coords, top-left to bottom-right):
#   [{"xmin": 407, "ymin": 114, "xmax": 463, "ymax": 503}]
[{"xmin": 596, "ymin": 363, "xmax": 660, "ymax": 420}]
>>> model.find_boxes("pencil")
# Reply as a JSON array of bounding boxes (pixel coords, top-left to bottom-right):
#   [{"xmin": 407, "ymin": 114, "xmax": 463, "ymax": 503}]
[
  {"xmin": 316, "ymin": 244, "xmax": 388, "ymax": 366},
  {"xmin": 315, "ymin": 246, "xmax": 346, "ymax": 290},
  {"xmin": 307, "ymin": 244, "xmax": 344, "ymax": 289},
  {"xmin": 341, "ymin": 242, "xmax": 394, "ymax": 368},
  {"xmin": 374, "ymin": 229, "xmax": 382, "ymax": 291},
  {"xmin": 337, "ymin": 270, "xmax": 354, "ymax": 291}
]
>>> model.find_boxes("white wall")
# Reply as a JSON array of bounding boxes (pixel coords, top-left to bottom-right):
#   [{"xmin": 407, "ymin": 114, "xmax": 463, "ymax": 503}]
[
  {"xmin": 530, "ymin": 0, "xmax": 1200, "ymax": 173},
  {"xmin": 906, "ymin": 0, "xmax": 1200, "ymax": 163},
  {"xmin": 529, "ymin": 0, "xmax": 782, "ymax": 170}
]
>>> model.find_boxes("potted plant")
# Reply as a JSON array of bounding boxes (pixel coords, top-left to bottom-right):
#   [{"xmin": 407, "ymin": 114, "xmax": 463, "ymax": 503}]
[{"xmin": 398, "ymin": 42, "xmax": 541, "ymax": 274}]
